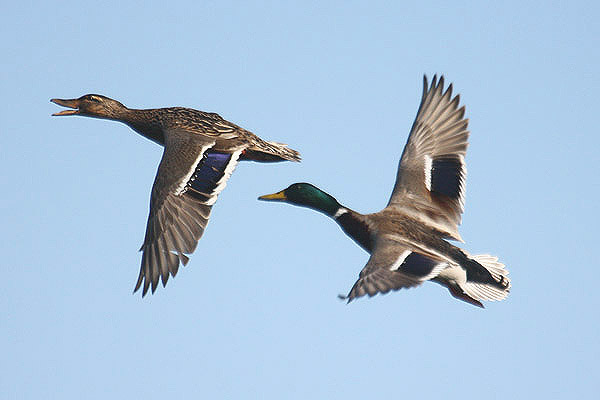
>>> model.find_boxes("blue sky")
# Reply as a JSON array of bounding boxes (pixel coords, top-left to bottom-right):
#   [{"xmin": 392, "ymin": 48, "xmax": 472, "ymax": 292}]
[{"xmin": 2, "ymin": 1, "xmax": 599, "ymax": 398}]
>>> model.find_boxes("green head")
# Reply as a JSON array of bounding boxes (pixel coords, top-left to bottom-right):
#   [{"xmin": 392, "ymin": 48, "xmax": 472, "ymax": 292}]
[{"xmin": 258, "ymin": 183, "xmax": 342, "ymax": 217}]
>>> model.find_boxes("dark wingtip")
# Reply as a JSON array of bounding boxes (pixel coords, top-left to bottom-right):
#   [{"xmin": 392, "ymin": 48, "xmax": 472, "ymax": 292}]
[
  {"xmin": 142, "ymin": 278, "xmax": 150, "ymax": 297},
  {"xmin": 337, "ymin": 293, "xmax": 354, "ymax": 304},
  {"xmin": 134, "ymin": 272, "xmax": 144, "ymax": 295},
  {"xmin": 133, "ymin": 284, "xmax": 148, "ymax": 298}
]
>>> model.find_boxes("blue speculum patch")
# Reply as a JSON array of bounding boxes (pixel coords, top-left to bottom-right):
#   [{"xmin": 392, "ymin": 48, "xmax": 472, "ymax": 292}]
[
  {"xmin": 186, "ymin": 151, "xmax": 233, "ymax": 201},
  {"xmin": 431, "ymin": 156, "xmax": 462, "ymax": 199}
]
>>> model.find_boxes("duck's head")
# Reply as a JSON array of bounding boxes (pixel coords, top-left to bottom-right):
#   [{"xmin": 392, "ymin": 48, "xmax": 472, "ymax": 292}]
[
  {"xmin": 259, "ymin": 182, "xmax": 341, "ymax": 215},
  {"xmin": 51, "ymin": 94, "xmax": 127, "ymax": 120}
]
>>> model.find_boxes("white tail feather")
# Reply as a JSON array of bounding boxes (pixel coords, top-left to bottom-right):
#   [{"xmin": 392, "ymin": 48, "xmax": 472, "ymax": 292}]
[{"xmin": 461, "ymin": 254, "xmax": 510, "ymax": 302}]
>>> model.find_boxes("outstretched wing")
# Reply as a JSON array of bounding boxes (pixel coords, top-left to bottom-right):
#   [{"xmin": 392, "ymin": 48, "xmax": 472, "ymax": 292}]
[
  {"xmin": 135, "ymin": 130, "xmax": 242, "ymax": 296},
  {"xmin": 344, "ymin": 238, "xmax": 448, "ymax": 302},
  {"xmin": 387, "ymin": 75, "xmax": 469, "ymax": 241}
]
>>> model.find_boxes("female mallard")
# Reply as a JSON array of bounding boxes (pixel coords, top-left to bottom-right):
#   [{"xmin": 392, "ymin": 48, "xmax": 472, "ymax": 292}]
[
  {"xmin": 51, "ymin": 94, "xmax": 300, "ymax": 296},
  {"xmin": 259, "ymin": 76, "xmax": 509, "ymax": 307}
]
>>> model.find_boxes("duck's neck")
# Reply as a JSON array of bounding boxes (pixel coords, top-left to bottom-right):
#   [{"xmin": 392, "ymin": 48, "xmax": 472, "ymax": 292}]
[
  {"xmin": 304, "ymin": 191, "xmax": 344, "ymax": 217},
  {"xmin": 304, "ymin": 192, "xmax": 374, "ymax": 252},
  {"xmin": 334, "ymin": 208, "xmax": 374, "ymax": 252},
  {"xmin": 118, "ymin": 108, "xmax": 165, "ymax": 146}
]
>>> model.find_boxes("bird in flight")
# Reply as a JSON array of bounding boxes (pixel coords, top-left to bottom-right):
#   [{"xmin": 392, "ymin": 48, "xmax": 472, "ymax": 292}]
[
  {"xmin": 52, "ymin": 94, "xmax": 300, "ymax": 296},
  {"xmin": 259, "ymin": 76, "xmax": 509, "ymax": 307}
]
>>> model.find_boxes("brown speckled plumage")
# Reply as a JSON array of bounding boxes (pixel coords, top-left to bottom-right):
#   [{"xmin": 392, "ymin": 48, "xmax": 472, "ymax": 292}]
[{"xmin": 51, "ymin": 94, "xmax": 300, "ymax": 296}]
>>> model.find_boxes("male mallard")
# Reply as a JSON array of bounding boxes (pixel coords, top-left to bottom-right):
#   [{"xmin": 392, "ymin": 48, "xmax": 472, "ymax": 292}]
[
  {"xmin": 259, "ymin": 76, "xmax": 509, "ymax": 307},
  {"xmin": 51, "ymin": 94, "xmax": 300, "ymax": 296}
]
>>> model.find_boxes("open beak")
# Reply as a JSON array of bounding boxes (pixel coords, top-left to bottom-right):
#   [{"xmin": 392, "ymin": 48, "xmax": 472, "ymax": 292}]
[
  {"xmin": 258, "ymin": 190, "xmax": 287, "ymax": 201},
  {"xmin": 50, "ymin": 98, "xmax": 81, "ymax": 116}
]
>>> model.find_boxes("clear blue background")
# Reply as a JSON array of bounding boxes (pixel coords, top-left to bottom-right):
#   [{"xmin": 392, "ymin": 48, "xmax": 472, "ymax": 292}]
[{"xmin": 2, "ymin": 1, "xmax": 598, "ymax": 398}]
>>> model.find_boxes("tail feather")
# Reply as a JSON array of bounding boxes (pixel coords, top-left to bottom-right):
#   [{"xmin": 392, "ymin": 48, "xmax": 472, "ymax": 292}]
[
  {"xmin": 246, "ymin": 137, "xmax": 301, "ymax": 162},
  {"xmin": 461, "ymin": 254, "xmax": 510, "ymax": 302},
  {"xmin": 241, "ymin": 146, "xmax": 301, "ymax": 162},
  {"xmin": 435, "ymin": 253, "xmax": 510, "ymax": 307}
]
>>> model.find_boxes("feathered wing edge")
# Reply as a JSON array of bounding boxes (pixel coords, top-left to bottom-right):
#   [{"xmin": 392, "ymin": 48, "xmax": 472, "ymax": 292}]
[
  {"xmin": 341, "ymin": 238, "xmax": 510, "ymax": 307},
  {"xmin": 341, "ymin": 240, "xmax": 450, "ymax": 302},
  {"xmin": 387, "ymin": 75, "xmax": 469, "ymax": 241},
  {"xmin": 134, "ymin": 137, "xmax": 243, "ymax": 296},
  {"xmin": 135, "ymin": 193, "xmax": 213, "ymax": 296}
]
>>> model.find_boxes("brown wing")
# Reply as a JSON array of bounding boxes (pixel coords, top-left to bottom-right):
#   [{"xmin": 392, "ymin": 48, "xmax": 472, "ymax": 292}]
[
  {"xmin": 387, "ymin": 75, "xmax": 469, "ymax": 241},
  {"xmin": 134, "ymin": 129, "xmax": 242, "ymax": 296},
  {"xmin": 343, "ymin": 237, "xmax": 448, "ymax": 302}
]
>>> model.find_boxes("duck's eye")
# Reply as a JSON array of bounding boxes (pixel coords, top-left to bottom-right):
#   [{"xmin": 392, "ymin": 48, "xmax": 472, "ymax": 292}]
[{"xmin": 89, "ymin": 96, "xmax": 102, "ymax": 103}]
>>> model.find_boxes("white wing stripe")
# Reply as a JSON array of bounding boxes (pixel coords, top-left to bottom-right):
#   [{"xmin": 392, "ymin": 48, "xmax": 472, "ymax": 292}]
[
  {"xmin": 389, "ymin": 250, "xmax": 412, "ymax": 271},
  {"xmin": 173, "ymin": 144, "xmax": 214, "ymax": 196},
  {"xmin": 203, "ymin": 149, "xmax": 242, "ymax": 206},
  {"xmin": 424, "ymin": 155, "xmax": 432, "ymax": 191}
]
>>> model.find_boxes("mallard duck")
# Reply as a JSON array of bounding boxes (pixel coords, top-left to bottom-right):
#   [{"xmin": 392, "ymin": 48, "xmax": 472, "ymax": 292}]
[
  {"xmin": 259, "ymin": 76, "xmax": 509, "ymax": 307},
  {"xmin": 51, "ymin": 94, "xmax": 300, "ymax": 296}
]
